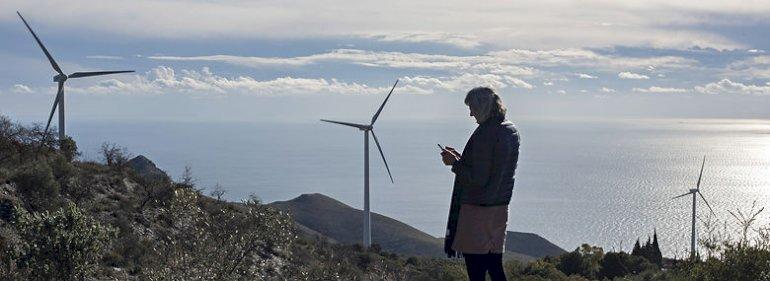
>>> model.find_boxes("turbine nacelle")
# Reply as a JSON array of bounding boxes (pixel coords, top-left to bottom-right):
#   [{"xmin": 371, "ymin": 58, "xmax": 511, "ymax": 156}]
[{"xmin": 54, "ymin": 74, "xmax": 67, "ymax": 83}]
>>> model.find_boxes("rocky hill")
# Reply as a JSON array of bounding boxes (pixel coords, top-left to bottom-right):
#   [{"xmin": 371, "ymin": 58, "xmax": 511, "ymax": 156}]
[{"xmin": 270, "ymin": 193, "xmax": 565, "ymax": 260}]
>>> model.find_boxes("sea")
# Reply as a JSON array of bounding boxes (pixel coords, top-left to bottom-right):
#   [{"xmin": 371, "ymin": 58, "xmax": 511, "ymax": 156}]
[{"xmin": 67, "ymin": 117, "xmax": 770, "ymax": 257}]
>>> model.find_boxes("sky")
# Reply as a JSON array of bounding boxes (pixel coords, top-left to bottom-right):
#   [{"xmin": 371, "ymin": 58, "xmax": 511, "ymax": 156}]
[{"xmin": 3, "ymin": 0, "xmax": 770, "ymax": 123}]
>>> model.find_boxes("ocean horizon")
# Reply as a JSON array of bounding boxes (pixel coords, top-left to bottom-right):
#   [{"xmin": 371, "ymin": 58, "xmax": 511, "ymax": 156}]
[{"xmin": 60, "ymin": 116, "xmax": 770, "ymax": 258}]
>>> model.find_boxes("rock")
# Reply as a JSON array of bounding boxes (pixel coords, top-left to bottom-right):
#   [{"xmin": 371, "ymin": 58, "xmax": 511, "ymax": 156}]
[{"xmin": 127, "ymin": 155, "xmax": 170, "ymax": 182}]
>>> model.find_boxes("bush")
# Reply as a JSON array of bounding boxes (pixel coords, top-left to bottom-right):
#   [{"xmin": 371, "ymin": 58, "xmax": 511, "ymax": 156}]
[
  {"xmin": 59, "ymin": 136, "xmax": 79, "ymax": 162},
  {"xmin": 10, "ymin": 162, "xmax": 60, "ymax": 211},
  {"xmin": 9, "ymin": 203, "xmax": 114, "ymax": 280},
  {"xmin": 142, "ymin": 190, "xmax": 296, "ymax": 280},
  {"xmin": 524, "ymin": 260, "xmax": 569, "ymax": 280}
]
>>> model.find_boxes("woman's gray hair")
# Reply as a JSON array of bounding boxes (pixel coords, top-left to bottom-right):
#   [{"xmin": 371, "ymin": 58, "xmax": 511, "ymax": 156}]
[{"xmin": 464, "ymin": 87, "xmax": 506, "ymax": 123}]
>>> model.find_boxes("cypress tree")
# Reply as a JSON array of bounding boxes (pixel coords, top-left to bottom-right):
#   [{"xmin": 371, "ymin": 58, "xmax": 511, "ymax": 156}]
[
  {"xmin": 632, "ymin": 239, "xmax": 641, "ymax": 256},
  {"xmin": 651, "ymin": 230, "xmax": 663, "ymax": 266}
]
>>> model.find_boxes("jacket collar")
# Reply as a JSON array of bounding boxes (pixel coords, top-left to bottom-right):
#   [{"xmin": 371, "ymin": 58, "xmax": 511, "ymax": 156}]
[{"xmin": 480, "ymin": 115, "xmax": 505, "ymax": 127}]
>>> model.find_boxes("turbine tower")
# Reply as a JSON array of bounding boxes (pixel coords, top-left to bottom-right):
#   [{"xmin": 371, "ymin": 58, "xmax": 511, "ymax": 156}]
[
  {"xmin": 672, "ymin": 156, "xmax": 715, "ymax": 260},
  {"xmin": 321, "ymin": 80, "xmax": 398, "ymax": 248},
  {"xmin": 17, "ymin": 12, "xmax": 134, "ymax": 142}
]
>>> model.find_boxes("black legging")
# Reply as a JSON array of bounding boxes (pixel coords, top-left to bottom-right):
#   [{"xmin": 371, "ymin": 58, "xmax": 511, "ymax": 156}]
[{"xmin": 463, "ymin": 253, "xmax": 507, "ymax": 281}]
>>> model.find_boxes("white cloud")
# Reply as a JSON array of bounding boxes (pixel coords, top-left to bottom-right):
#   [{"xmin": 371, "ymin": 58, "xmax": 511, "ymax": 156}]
[
  {"xmin": 724, "ymin": 55, "xmax": 770, "ymax": 79},
  {"xmin": 600, "ymin": 87, "xmax": 616, "ymax": 93},
  {"xmin": 85, "ymin": 55, "xmax": 124, "ymax": 60},
  {"xmin": 150, "ymin": 48, "xmax": 695, "ymax": 78},
  {"xmin": 359, "ymin": 32, "xmax": 482, "ymax": 49},
  {"xmin": 632, "ymin": 86, "xmax": 687, "ymax": 93},
  {"xmin": 66, "ymin": 66, "xmax": 382, "ymax": 96},
  {"xmin": 1, "ymin": 0, "xmax": 755, "ymax": 50},
  {"xmin": 59, "ymin": 66, "xmax": 533, "ymax": 97},
  {"xmin": 694, "ymin": 79, "xmax": 770, "ymax": 95},
  {"xmin": 618, "ymin": 72, "xmax": 650, "ymax": 79},
  {"xmin": 11, "ymin": 84, "xmax": 34, "ymax": 93},
  {"xmin": 576, "ymin": 73, "xmax": 597, "ymax": 79}
]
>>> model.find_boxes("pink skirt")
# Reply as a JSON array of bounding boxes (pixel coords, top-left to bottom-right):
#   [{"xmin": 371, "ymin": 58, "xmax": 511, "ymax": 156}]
[{"xmin": 451, "ymin": 204, "xmax": 509, "ymax": 254}]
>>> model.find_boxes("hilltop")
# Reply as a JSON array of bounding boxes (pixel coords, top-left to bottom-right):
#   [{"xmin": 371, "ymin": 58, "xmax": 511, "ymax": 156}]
[{"xmin": 270, "ymin": 193, "xmax": 565, "ymax": 260}]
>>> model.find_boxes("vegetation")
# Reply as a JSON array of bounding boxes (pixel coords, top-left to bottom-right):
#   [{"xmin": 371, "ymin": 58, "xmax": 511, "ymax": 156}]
[{"xmin": 1, "ymin": 114, "xmax": 769, "ymax": 280}]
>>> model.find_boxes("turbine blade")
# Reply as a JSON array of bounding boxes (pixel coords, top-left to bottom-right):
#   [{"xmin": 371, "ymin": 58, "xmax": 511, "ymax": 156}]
[
  {"xmin": 698, "ymin": 191, "xmax": 716, "ymax": 215},
  {"xmin": 672, "ymin": 191, "xmax": 692, "ymax": 200},
  {"xmin": 696, "ymin": 155, "xmax": 706, "ymax": 190},
  {"xmin": 45, "ymin": 82, "xmax": 63, "ymax": 133},
  {"xmin": 370, "ymin": 79, "xmax": 398, "ymax": 125},
  {"xmin": 370, "ymin": 130, "xmax": 394, "ymax": 183},
  {"xmin": 320, "ymin": 119, "xmax": 368, "ymax": 129},
  {"xmin": 17, "ymin": 12, "xmax": 63, "ymax": 75},
  {"xmin": 69, "ymin": 70, "xmax": 134, "ymax": 78}
]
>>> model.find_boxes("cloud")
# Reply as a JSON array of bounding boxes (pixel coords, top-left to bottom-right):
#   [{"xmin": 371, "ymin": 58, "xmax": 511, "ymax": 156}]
[
  {"xmin": 150, "ymin": 48, "xmax": 696, "ymax": 78},
  {"xmin": 85, "ymin": 55, "xmax": 124, "ymax": 60},
  {"xmin": 576, "ymin": 73, "xmax": 597, "ymax": 79},
  {"xmin": 724, "ymin": 55, "xmax": 770, "ymax": 79},
  {"xmin": 632, "ymin": 86, "xmax": 687, "ymax": 93},
  {"xmin": 694, "ymin": 79, "xmax": 770, "ymax": 95},
  {"xmin": 11, "ymin": 84, "xmax": 34, "ymax": 93},
  {"xmin": 58, "ymin": 66, "xmax": 533, "ymax": 97},
  {"xmin": 1, "ymin": 0, "xmax": 756, "ymax": 50},
  {"xmin": 153, "ymin": 49, "xmax": 537, "ymax": 76},
  {"xmin": 618, "ymin": 72, "xmax": 650, "ymax": 79},
  {"xmin": 359, "ymin": 32, "xmax": 482, "ymax": 49},
  {"xmin": 65, "ymin": 66, "xmax": 381, "ymax": 96},
  {"xmin": 600, "ymin": 87, "xmax": 616, "ymax": 93}
]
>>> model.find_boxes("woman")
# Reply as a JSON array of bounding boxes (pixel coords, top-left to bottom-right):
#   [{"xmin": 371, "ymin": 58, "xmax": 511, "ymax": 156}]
[{"xmin": 441, "ymin": 87, "xmax": 520, "ymax": 281}]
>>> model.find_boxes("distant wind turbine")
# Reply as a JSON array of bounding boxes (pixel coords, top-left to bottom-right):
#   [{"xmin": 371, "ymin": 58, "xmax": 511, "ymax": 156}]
[
  {"xmin": 672, "ymin": 156, "xmax": 715, "ymax": 260},
  {"xmin": 321, "ymin": 80, "xmax": 398, "ymax": 248},
  {"xmin": 17, "ymin": 12, "xmax": 134, "ymax": 142}
]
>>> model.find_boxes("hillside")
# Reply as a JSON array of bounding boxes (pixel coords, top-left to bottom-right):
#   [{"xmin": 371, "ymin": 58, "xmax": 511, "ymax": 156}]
[{"xmin": 269, "ymin": 193, "xmax": 566, "ymax": 260}]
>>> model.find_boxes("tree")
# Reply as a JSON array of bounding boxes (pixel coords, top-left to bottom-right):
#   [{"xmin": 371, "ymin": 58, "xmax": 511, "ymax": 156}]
[
  {"xmin": 100, "ymin": 142, "xmax": 132, "ymax": 168},
  {"xmin": 209, "ymin": 183, "xmax": 227, "ymax": 201}
]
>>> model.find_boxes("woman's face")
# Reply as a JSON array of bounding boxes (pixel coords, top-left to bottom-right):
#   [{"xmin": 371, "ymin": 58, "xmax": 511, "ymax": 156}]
[{"xmin": 468, "ymin": 106, "xmax": 482, "ymax": 123}]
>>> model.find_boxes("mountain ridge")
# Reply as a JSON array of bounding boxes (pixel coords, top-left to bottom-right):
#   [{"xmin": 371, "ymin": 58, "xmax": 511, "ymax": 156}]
[{"xmin": 269, "ymin": 193, "xmax": 566, "ymax": 260}]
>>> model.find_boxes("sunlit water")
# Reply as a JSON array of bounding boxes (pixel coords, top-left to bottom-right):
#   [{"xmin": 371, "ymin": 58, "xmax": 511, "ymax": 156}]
[{"xmin": 68, "ymin": 117, "xmax": 770, "ymax": 257}]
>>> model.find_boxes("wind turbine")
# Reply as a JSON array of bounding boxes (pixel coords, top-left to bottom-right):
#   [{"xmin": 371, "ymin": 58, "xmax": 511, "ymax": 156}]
[
  {"xmin": 17, "ymin": 12, "xmax": 134, "ymax": 142},
  {"xmin": 672, "ymin": 155, "xmax": 715, "ymax": 260},
  {"xmin": 321, "ymin": 80, "xmax": 398, "ymax": 248}
]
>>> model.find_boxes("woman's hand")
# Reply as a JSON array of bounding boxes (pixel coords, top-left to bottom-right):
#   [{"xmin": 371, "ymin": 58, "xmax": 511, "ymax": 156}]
[
  {"xmin": 445, "ymin": 146, "xmax": 461, "ymax": 158},
  {"xmin": 441, "ymin": 146, "xmax": 460, "ymax": 166}
]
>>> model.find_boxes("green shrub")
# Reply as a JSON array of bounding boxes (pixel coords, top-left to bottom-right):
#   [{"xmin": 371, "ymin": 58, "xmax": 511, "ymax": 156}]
[
  {"xmin": 59, "ymin": 136, "xmax": 79, "ymax": 162},
  {"xmin": 10, "ymin": 162, "xmax": 60, "ymax": 211},
  {"xmin": 142, "ymin": 189, "xmax": 296, "ymax": 280},
  {"xmin": 524, "ymin": 260, "xmax": 569, "ymax": 280},
  {"xmin": 9, "ymin": 203, "xmax": 114, "ymax": 280}
]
